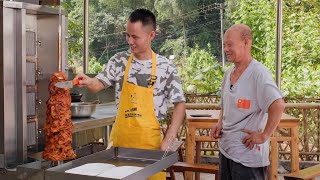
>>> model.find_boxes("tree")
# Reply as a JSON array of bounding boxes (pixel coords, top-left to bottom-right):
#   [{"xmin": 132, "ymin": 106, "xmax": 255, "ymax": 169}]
[
  {"xmin": 225, "ymin": 0, "xmax": 320, "ymax": 98},
  {"xmin": 65, "ymin": 0, "xmax": 225, "ymax": 69},
  {"xmin": 64, "ymin": 0, "xmax": 84, "ymax": 66},
  {"xmin": 184, "ymin": 44, "xmax": 225, "ymax": 94}
]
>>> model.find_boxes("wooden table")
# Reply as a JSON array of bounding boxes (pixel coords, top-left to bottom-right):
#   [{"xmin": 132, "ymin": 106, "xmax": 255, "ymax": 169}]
[{"xmin": 185, "ymin": 109, "xmax": 300, "ymax": 180}]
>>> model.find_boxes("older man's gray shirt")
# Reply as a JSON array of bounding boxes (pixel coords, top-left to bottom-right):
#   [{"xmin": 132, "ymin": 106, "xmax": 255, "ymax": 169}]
[{"xmin": 219, "ymin": 59, "xmax": 284, "ymax": 167}]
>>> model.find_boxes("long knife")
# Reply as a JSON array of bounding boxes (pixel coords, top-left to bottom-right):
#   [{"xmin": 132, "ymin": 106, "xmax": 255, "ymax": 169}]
[{"xmin": 55, "ymin": 78, "xmax": 80, "ymax": 88}]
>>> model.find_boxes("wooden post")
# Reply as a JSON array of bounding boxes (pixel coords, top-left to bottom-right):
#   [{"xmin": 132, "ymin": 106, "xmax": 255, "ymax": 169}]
[{"xmin": 270, "ymin": 140, "xmax": 278, "ymax": 180}]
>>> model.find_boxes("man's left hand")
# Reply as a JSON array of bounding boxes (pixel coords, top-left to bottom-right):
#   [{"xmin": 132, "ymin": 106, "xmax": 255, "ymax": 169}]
[
  {"xmin": 161, "ymin": 136, "xmax": 176, "ymax": 151},
  {"xmin": 242, "ymin": 129, "xmax": 268, "ymax": 149},
  {"xmin": 160, "ymin": 139, "xmax": 169, "ymax": 151}
]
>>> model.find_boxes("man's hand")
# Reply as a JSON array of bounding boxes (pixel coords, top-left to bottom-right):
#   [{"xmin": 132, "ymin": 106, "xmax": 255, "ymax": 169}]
[
  {"xmin": 73, "ymin": 73, "xmax": 105, "ymax": 93},
  {"xmin": 210, "ymin": 123, "xmax": 223, "ymax": 140},
  {"xmin": 242, "ymin": 129, "xmax": 268, "ymax": 149},
  {"xmin": 241, "ymin": 98, "xmax": 285, "ymax": 149},
  {"xmin": 161, "ymin": 102, "xmax": 185, "ymax": 151},
  {"xmin": 160, "ymin": 136, "xmax": 175, "ymax": 151},
  {"xmin": 210, "ymin": 110, "xmax": 223, "ymax": 140},
  {"xmin": 74, "ymin": 73, "xmax": 92, "ymax": 87}
]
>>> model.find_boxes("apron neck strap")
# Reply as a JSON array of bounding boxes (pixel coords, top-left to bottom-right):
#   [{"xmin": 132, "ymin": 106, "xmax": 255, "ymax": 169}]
[{"xmin": 124, "ymin": 51, "xmax": 157, "ymax": 88}]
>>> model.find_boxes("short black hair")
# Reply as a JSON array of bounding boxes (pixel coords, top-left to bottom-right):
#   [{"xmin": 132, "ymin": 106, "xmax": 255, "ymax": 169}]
[{"xmin": 129, "ymin": 9, "xmax": 156, "ymax": 31}]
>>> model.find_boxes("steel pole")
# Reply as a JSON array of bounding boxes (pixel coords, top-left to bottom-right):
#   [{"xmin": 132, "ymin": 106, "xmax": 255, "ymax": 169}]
[
  {"xmin": 83, "ymin": 0, "xmax": 89, "ymax": 73},
  {"xmin": 276, "ymin": 0, "xmax": 283, "ymax": 89},
  {"xmin": 220, "ymin": 3, "xmax": 225, "ymax": 67}
]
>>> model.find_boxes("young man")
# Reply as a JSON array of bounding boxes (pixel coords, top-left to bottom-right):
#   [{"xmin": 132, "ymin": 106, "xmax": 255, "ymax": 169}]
[
  {"xmin": 74, "ymin": 9, "xmax": 185, "ymax": 179},
  {"xmin": 211, "ymin": 24, "xmax": 285, "ymax": 180}
]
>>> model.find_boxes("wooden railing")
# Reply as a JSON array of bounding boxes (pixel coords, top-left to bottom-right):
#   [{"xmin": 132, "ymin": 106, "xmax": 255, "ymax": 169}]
[
  {"xmin": 284, "ymin": 103, "xmax": 320, "ymax": 161},
  {"xmin": 184, "ymin": 94, "xmax": 220, "ymax": 104},
  {"xmin": 163, "ymin": 94, "xmax": 320, "ymax": 161}
]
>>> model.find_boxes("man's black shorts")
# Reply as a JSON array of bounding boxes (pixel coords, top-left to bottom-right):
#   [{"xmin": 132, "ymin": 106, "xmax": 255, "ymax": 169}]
[{"xmin": 219, "ymin": 152, "xmax": 267, "ymax": 180}]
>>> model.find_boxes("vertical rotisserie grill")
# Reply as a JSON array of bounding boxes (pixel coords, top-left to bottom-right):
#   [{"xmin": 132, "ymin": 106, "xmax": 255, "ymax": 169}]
[{"xmin": 0, "ymin": 1, "xmax": 68, "ymax": 168}]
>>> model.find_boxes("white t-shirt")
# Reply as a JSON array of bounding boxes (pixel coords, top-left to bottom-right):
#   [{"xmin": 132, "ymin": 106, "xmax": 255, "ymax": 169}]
[
  {"xmin": 219, "ymin": 59, "xmax": 284, "ymax": 167},
  {"xmin": 96, "ymin": 50, "xmax": 185, "ymax": 121}
]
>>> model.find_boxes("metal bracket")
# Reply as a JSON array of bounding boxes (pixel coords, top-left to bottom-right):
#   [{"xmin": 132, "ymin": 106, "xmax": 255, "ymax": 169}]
[{"xmin": 0, "ymin": 154, "xmax": 4, "ymax": 169}]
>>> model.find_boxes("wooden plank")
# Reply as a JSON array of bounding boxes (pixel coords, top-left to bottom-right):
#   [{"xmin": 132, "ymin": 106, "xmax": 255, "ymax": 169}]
[
  {"xmin": 195, "ymin": 142, "xmax": 201, "ymax": 180},
  {"xmin": 285, "ymin": 103, "xmax": 320, "ymax": 109},
  {"xmin": 270, "ymin": 137, "xmax": 292, "ymax": 141},
  {"xmin": 270, "ymin": 140, "xmax": 278, "ymax": 180},
  {"xmin": 189, "ymin": 121, "xmax": 215, "ymax": 125},
  {"xmin": 186, "ymin": 109, "xmax": 299, "ymax": 123},
  {"xmin": 185, "ymin": 125, "xmax": 196, "ymax": 180},
  {"xmin": 277, "ymin": 121, "xmax": 300, "ymax": 127},
  {"xmin": 284, "ymin": 164, "xmax": 320, "ymax": 180},
  {"xmin": 291, "ymin": 126, "xmax": 300, "ymax": 172},
  {"xmin": 186, "ymin": 103, "xmax": 221, "ymax": 110},
  {"xmin": 171, "ymin": 162, "xmax": 219, "ymax": 173},
  {"xmin": 195, "ymin": 136, "xmax": 217, "ymax": 142}
]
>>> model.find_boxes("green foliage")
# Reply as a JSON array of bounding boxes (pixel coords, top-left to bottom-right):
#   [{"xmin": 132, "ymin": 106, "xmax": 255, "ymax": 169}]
[
  {"xmin": 88, "ymin": 56, "xmax": 103, "ymax": 74},
  {"xmin": 64, "ymin": 0, "xmax": 83, "ymax": 64},
  {"xmin": 64, "ymin": 0, "xmax": 319, "ymax": 99},
  {"xmin": 282, "ymin": 65, "xmax": 320, "ymax": 98},
  {"xmin": 65, "ymin": 0, "xmax": 225, "ymax": 73},
  {"xmin": 154, "ymin": 0, "xmax": 198, "ymax": 21},
  {"xmin": 226, "ymin": 0, "xmax": 276, "ymax": 70},
  {"xmin": 281, "ymin": 0, "xmax": 320, "ymax": 98},
  {"xmin": 226, "ymin": 0, "xmax": 320, "ymax": 98},
  {"xmin": 184, "ymin": 44, "xmax": 225, "ymax": 94},
  {"xmin": 159, "ymin": 37, "xmax": 186, "ymax": 69}
]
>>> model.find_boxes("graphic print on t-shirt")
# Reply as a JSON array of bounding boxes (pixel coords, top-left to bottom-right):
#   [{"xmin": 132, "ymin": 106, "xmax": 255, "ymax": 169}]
[{"xmin": 237, "ymin": 98, "xmax": 251, "ymax": 109}]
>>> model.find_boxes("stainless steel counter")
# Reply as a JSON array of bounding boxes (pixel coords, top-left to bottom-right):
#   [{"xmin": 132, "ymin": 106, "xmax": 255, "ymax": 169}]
[
  {"xmin": 72, "ymin": 103, "xmax": 117, "ymax": 133},
  {"xmin": 72, "ymin": 102, "xmax": 117, "ymax": 146}
]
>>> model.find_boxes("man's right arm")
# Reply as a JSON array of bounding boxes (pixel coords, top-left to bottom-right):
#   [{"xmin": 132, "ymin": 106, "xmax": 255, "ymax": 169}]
[
  {"xmin": 211, "ymin": 70, "xmax": 228, "ymax": 140},
  {"xmin": 74, "ymin": 74, "xmax": 107, "ymax": 93},
  {"xmin": 74, "ymin": 53, "xmax": 118, "ymax": 93}
]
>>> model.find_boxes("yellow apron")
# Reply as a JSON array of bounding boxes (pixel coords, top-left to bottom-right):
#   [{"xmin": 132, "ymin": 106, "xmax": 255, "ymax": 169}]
[{"xmin": 110, "ymin": 51, "xmax": 166, "ymax": 180}]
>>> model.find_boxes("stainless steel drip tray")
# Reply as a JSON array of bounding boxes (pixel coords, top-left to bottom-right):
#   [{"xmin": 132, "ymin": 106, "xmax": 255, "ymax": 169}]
[{"xmin": 19, "ymin": 147, "xmax": 178, "ymax": 180}]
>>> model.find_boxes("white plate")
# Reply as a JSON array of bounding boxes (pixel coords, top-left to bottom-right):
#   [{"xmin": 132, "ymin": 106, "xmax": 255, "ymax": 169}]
[
  {"xmin": 97, "ymin": 166, "xmax": 143, "ymax": 179},
  {"xmin": 65, "ymin": 163, "xmax": 116, "ymax": 176}
]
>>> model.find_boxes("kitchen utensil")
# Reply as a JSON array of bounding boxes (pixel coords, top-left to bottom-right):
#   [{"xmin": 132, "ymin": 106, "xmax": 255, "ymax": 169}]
[
  {"xmin": 19, "ymin": 147, "xmax": 178, "ymax": 180},
  {"xmin": 55, "ymin": 78, "xmax": 80, "ymax": 89},
  {"xmin": 70, "ymin": 93, "xmax": 83, "ymax": 102},
  {"xmin": 71, "ymin": 101, "xmax": 98, "ymax": 118}
]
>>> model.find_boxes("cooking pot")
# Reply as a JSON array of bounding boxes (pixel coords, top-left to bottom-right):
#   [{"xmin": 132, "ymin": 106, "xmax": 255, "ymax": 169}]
[
  {"xmin": 71, "ymin": 101, "xmax": 99, "ymax": 118},
  {"xmin": 70, "ymin": 93, "xmax": 83, "ymax": 102}
]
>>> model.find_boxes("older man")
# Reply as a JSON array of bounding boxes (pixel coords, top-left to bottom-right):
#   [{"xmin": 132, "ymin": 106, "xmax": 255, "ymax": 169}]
[{"xmin": 211, "ymin": 24, "xmax": 285, "ymax": 180}]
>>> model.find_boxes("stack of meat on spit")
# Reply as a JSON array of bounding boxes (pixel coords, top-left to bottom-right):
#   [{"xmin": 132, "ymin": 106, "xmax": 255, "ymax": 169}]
[{"xmin": 42, "ymin": 72, "xmax": 76, "ymax": 161}]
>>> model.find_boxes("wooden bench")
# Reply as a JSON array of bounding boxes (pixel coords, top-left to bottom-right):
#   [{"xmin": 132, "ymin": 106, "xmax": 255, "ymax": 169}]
[
  {"xmin": 284, "ymin": 164, "xmax": 320, "ymax": 180},
  {"xmin": 167, "ymin": 162, "xmax": 219, "ymax": 180}
]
